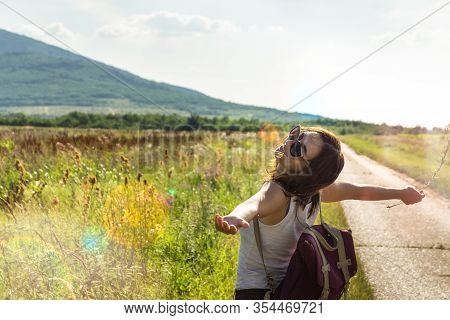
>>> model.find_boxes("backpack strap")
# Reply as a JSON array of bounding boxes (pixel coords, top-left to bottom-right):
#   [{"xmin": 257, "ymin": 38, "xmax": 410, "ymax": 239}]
[
  {"xmin": 322, "ymin": 223, "xmax": 352, "ymax": 299},
  {"xmin": 254, "ymin": 219, "xmax": 276, "ymax": 296},
  {"xmin": 296, "ymin": 202, "xmax": 339, "ymax": 251},
  {"xmin": 296, "ymin": 202, "xmax": 332, "ymax": 300},
  {"xmin": 303, "ymin": 228, "xmax": 331, "ymax": 299},
  {"xmin": 324, "ymin": 224, "xmax": 352, "ymax": 284}
]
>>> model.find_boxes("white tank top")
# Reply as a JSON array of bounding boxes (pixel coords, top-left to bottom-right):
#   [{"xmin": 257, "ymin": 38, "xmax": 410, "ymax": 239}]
[{"xmin": 235, "ymin": 196, "xmax": 320, "ymax": 290}]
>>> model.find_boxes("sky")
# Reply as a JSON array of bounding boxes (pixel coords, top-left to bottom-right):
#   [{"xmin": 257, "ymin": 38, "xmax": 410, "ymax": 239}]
[{"xmin": 0, "ymin": 0, "xmax": 449, "ymax": 129}]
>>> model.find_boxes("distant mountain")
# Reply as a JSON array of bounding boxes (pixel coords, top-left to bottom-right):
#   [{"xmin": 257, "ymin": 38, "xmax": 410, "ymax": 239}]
[{"xmin": 0, "ymin": 29, "xmax": 321, "ymax": 122}]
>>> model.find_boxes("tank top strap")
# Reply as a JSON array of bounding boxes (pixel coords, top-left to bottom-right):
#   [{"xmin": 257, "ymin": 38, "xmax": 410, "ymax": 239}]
[{"xmin": 284, "ymin": 196, "xmax": 292, "ymax": 217}]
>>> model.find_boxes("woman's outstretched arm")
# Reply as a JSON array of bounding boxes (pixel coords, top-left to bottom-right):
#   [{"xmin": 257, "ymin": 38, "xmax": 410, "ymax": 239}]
[
  {"xmin": 214, "ymin": 181, "xmax": 286, "ymax": 235},
  {"xmin": 321, "ymin": 181, "xmax": 425, "ymax": 204}
]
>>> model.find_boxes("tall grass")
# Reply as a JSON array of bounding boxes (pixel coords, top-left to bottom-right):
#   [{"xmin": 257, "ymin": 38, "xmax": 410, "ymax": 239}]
[{"xmin": 0, "ymin": 127, "xmax": 373, "ymax": 299}]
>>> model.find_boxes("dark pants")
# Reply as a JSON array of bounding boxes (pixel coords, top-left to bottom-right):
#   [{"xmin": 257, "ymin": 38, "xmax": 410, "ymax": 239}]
[{"xmin": 234, "ymin": 289, "xmax": 271, "ymax": 300}]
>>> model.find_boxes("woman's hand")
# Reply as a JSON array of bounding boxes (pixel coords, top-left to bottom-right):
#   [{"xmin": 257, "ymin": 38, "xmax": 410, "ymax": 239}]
[
  {"xmin": 400, "ymin": 186, "xmax": 425, "ymax": 205},
  {"xmin": 214, "ymin": 214, "xmax": 250, "ymax": 235}
]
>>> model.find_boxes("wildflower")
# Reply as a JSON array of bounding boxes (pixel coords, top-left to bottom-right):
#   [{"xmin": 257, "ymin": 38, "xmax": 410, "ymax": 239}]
[
  {"xmin": 205, "ymin": 164, "xmax": 221, "ymax": 179},
  {"xmin": 52, "ymin": 197, "xmax": 60, "ymax": 206},
  {"xmin": 83, "ymin": 194, "xmax": 91, "ymax": 222},
  {"xmin": 73, "ymin": 152, "xmax": 81, "ymax": 164},
  {"xmin": 121, "ymin": 155, "xmax": 130, "ymax": 165},
  {"xmin": 102, "ymin": 180, "xmax": 168, "ymax": 248},
  {"xmin": 257, "ymin": 124, "xmax": 280, "ymax": 142},
  {"xmin": 14, "ymin": 159, "xmax": 26, "ymax": 176},
  {"xmin": 62, "ymin": 169, "xmax": 69, "ymax": 184},
  {"xmin": 165, "ymin": 195, "xmax": 175, "ymax": 208},
  {"xmin": 55, "ymin": 142, "xmax": 66, "ymax": 152},
  {"xmin": 88, "ymin": 175, "xmax": 97, "ymax": 186},
  {"xmin": 120, "ymin": 155, "xmax": 131, "ymax": 172},
  {"xmin": 95, "ymin": 186, "xmax": 101, "ymax": 197}
]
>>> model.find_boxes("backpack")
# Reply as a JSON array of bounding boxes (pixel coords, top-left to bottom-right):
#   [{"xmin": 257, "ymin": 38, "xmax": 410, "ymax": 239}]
[{"xmin": 254, "ymin": 203, "xmax": 357, "ymax": 300}]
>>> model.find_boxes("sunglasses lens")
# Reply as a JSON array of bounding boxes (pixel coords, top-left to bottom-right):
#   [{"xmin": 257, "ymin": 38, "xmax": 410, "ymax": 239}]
[
  {"xmin": 290, "ymin": 141, "xmax": 302, "ymax": 157},
  {"xmin": 288, "ymin": 126, "xmax": 301, "ymax": 140},
  {"xmin": 289, "ymin": 125, "xmax": 300, "ymax": 136},
  {"xmin": 298, "ymin": 132, "xmax": 305, "ymax": 140}
]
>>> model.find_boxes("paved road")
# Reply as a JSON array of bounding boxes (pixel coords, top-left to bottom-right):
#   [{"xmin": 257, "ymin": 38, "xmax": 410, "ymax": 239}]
[{"xmin": 339, "ymin": 143, "xmax": 450, "ymax": 299}]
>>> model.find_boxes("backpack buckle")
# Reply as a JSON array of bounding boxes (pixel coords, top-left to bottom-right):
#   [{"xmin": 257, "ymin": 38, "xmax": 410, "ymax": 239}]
[
  {"xmin": 337, "ymin": 258, "xmax": 352, "ymax": 269},
  {"xmin": 322, "ymin": 264, "xmax": 331, "ymax": 272}
]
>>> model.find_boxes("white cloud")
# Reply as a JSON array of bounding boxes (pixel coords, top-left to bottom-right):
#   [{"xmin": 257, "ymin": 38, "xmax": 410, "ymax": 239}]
[
  {"xmin": 7, "ymin": 24, "xmax": 44, "ymax": 39},
  {"xmin": 96, "ymin": 11, "xmax": 238, "ymax": 38},
  {"xmin": 95, "ymin": 24, "xmax": 141, "ymax": 38},
  {"xmin": 7, "ymin": 22, "xmax": 75, "ymax": 40},
  {"xmin": 46, "ymin": 22, "xmax": 75, "ymax": 38}
]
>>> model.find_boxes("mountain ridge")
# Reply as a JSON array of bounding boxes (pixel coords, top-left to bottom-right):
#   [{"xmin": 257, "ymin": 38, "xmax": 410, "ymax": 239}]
[{"xmin": 0, "ymin": 29, "xmax": 321, "ymax": 122}]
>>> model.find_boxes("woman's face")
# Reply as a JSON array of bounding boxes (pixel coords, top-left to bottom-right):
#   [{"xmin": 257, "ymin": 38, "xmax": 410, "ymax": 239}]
[{"xmin": 274, "ymin": 131, "xmax": 324, "ymax": 175}]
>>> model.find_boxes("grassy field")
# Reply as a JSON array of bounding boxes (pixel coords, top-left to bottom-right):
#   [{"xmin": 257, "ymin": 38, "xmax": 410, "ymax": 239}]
[
  {"xmin": 0, "ymin": 127, "xmax": 372, "ymax": 299},
  {"xmin": 340, "ymin": 133, "xmax": 450, "ymax": 198}
]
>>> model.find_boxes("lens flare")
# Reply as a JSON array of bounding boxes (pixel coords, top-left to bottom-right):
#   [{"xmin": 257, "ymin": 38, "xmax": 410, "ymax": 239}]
[{"xmin": 81, "ymin": 228, "xmax": 107, "ymax": 253}]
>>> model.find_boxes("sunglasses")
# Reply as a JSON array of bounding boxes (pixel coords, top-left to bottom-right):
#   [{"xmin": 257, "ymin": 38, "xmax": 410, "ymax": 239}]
[{"xmin": 286, "ymin": 125, "xmax": 310, "ymax": 164}]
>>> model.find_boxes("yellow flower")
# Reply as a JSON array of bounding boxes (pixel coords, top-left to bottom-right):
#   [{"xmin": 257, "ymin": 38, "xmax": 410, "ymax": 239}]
[
  {"xmin": 257, "ymin": 124, "xmax": 280, "ymax": 142},
  {"xmin": 102, "ymin": 180, "xmax": 168, "ymax": 248}
]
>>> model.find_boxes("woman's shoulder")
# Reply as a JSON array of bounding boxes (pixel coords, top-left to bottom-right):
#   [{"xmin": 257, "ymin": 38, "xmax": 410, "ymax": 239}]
[
  {"xmin": 256, "ymin": 180, "xmax": 290, "ymax": 218},
  {"xmin": 261, "ymin": 179, "xmax": 290, "ymax": 192},
  {"xmin": 252, "ymin": 181, "xmax": 289, "ymax": 223},
  {"xmin": 260, "ymin": 180, "xmax": 289, "ymax": 196}
]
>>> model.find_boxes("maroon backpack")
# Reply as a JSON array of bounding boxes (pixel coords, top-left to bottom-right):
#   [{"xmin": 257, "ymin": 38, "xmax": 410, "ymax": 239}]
[{"xmin": 254, "ymin": 208, "xmax": 357, "ymax": 300}]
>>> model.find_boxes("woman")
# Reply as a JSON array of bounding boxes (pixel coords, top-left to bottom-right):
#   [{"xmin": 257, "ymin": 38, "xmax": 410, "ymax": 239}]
[{"xmin": 214, "ymin": 125, "xmax": 425, "ymax": 300}]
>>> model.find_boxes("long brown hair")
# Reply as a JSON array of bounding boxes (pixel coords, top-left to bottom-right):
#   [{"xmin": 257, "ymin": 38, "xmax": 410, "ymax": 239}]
[{"xmin": 266, "ymin": 126, "xmax": 344, "ymax": 217}]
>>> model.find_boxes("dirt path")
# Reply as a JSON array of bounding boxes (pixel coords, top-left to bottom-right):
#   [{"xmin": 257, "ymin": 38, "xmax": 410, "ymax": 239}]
[{"xmin": 339, "ymin": 143, "xmax": 450, "ymax": 299}]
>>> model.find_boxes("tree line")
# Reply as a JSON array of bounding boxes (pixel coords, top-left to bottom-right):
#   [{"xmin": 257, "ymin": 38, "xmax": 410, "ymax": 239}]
[{"xmin": 0, "ymin": 111, "xmax": 441, "ymax": 134}]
